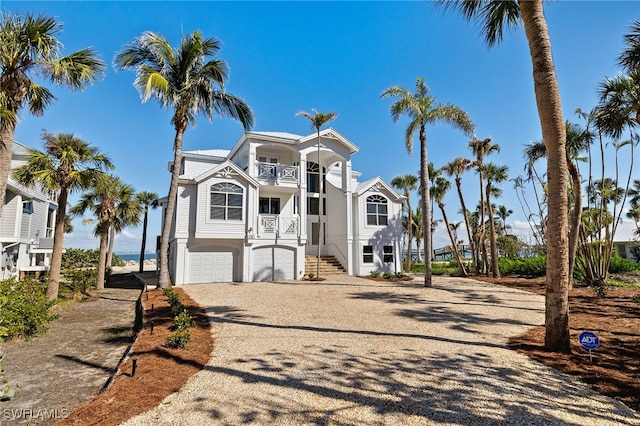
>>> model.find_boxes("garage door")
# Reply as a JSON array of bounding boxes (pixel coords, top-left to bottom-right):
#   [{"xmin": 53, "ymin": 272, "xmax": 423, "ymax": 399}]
[
  {"xmin": 189, "ymin": 251, "xmax": 233, "ymax": 283},
  {"xmin": 252, "ymin": 247, "xmax": 295, "ymax": 281}
]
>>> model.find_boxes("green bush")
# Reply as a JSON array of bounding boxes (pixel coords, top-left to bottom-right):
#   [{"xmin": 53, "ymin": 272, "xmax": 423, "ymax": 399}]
[
  {"xmin": 0, "ymin": 278, "xmax": 57, "ymax": 341},
  {"xmin": 60, "ymin": 268, "xmax": 97, "ymax": 296},
  {"xmin": 369, "ymin": 270, "xmax": 381, "ymax": 278},
  {"xmin": 163, "ymin": 288, "xmax": 182, "ymax": 307},
  {"xmin": 165, "ymin": 329, "xmax": 191, "ymax": 349},
  {"xmin": 608, "ymin": 256, "xmax": 640, "ymax": 274},
  {"xmin": 174, "ymin": 309, "xmax": 195, "ymax": 331},
  {"xmin": 61, "ymin": 248, "xmax": 125, "ymax": 269},
  {"xmin": 411, "ymin": 261, "xmax": 425, "ymax": 273},
  {"xmin": 498, "ymin": 256, "xmax": 546, "ymax": 277},
  {"xmin": 382, "ymin": 272, "xmax": 394, "ymax": 280}
]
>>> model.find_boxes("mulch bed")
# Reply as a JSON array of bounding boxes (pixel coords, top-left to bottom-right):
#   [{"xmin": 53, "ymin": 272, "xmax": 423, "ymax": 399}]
[
  {"xmin": 473, "ymin": 276, "xmax": 640, "ymax": 413},
  {"xmin": 56, "ymin": 287, "xmax": 214, "ymax": 426}
]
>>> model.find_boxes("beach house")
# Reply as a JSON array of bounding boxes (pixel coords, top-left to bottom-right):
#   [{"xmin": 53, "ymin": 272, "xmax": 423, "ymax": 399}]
[
  {"xmin": 161, "ymin": 128, "xmax": 404, "ymax": 284},
  {"xmin": 0, "ymin": 141, "xmax": 58, "ymax": 279}
]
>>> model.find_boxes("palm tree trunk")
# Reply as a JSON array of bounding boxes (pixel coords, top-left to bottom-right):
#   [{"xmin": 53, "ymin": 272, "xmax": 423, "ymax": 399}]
[
  {"xmin": 439, "ymin": 202, "xmax": 467, "ymax": 277},
  {"xmin": 406, "ymin": 195, "xmax": 413, "ymax": 272},
  {"xmin": 96, "ymin": 233, "xmax": 108, "ymax": 290},
  {"xmin": 106, "ymin": 224, "xmax": 115, "ymax": 269},
  {"xmin": 158, "ymin": 123, "xmax": 186, "ymax": 288},
  {"xmin": 478, "ymin": 169, "xmax": 488, "ymax": 274},
  {"xmin": 420, "ymin": 124, "xmax": 432, "ymax": 287},
  {"xmin": 486, "ymin": 185, "xmax": 500, "ymax": 278},
  {"xmin": 139, "ymin": 207, "xmax": 149, "ymax": 274},
  {"xmin": 520, "ymin": 0, "xmax": 570, "ymax": 353},
  {"xmin": 456, "ymin": 179, "xmax": 477, "ymax": 274},
  {"xmin": 568, "ymin": 160, "xmax": 582, "ymax": 289},
  {"xmin": 0, "ymin": 122, "xmax": 17, "ymax": 217},
  {"xmin": 47, "ymin": 186, "xmax": 69, "ymax": 301}
]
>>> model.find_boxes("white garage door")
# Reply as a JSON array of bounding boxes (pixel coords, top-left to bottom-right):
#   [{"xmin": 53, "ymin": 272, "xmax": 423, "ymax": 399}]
[
  {"xmin": 189, "ymin": 251, "xmax": 233, "ymax": 283},
  {"xmin": 253, "ymin": 247, "xmax": 295, "ymax": 281}
]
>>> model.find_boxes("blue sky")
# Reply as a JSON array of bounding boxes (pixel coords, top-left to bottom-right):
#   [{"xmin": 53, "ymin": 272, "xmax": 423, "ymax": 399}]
[{"xmin": 3, "ymin": 1, "xmax": 640, "ymax": 253}]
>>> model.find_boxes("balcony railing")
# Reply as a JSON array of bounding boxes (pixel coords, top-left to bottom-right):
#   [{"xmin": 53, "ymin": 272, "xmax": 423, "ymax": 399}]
[
  {"xmin": 256, "ymin": 162, "xmax": 298, "ymax": 185},
  {"xmin": 258, "ymin": 215, "xmax": 299, "ymax": 237}
]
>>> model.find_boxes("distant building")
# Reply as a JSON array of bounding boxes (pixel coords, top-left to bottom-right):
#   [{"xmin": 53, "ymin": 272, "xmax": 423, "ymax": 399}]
[
  {"xmin": 160, "ymin": 128, "xmax": 404, "ymax": 284},
  {"xmin": 610, "ymin": 221, "xmax": 640, "ymax": 261},
  {"xmin": 0, "ymin": 142, "xmax": 58, "ymax": 279}
]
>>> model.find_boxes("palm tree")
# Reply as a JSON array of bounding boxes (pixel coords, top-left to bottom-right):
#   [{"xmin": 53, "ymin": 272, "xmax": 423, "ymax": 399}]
[
  {"xmin": 380, "ymin": 77, "xmax": 474, "ymax": 287},
  {"xmin": 12, "ymin": 132, "xmax": 113, "ymax": 300},
  {"xmin": 596, "ymin": 71, "xmax": 640, "ymax": 140},
  {"xmin": 115, "ymin": 30, "xmax": 254, "ymax": 288},
  {"xmin": 136, "ymin": 191, "xmax": 159, "ymax": 273},
  {"xmin": 495, "ymin": 205, "xmax": 513, "ymax": 234},
  {"xmin": 482, "ymin": 163, "xmax": 509, "ymax": 278},
  {"xmin": 106, "ymin": 181, "xmax": 141, "ymax": 270},
  {"xmin": 391, "ymin": 174, "xmax": 418, "ymax": 272},
  {"xmin": 0, "ymin": 12, "xmax": 105, "ymax": 217},
  {"xmin": 441, "ymin": 0, "xmax": 571, "ymax": 353},
  {"xmin": 71, "ymin": 175, "xmax": 135, "ymax": 289},
  {"xmin": 296, "ymin": 109, "xmax": 337, "ymax": 279},
  {"xmin": 412, "ymin": 207, "xmax": 424, "ymax": 262},
  {"xmin": 618, "ymin": 19, "xmax": 640, "ymax": 72},
  {"xmin": 432, "ymin": 177, "xmax": 467, "ymax": 276},
  {"xmin": 469, "ymin": 137, "xmax": 500, "ymax": 275},
  {"xmin": 442, "ymin": 156, "xmax": 477, "ymax": 273}
]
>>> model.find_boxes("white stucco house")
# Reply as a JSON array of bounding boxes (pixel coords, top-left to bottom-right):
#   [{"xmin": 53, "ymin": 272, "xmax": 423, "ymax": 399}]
[
  {"xmin": 0, "ymin": 141, "xmax": 57, "ymax": 279},
  {"xmin": 161, "ymin": 128, "xmax": 404, "ymax": 284}
]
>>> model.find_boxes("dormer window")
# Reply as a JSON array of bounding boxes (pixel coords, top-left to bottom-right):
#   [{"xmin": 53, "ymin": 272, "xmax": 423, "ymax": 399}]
[
  {"xmin": 210, "ymin": 182, "xmax": 243, "ymax": 220},
  {"xmin": 23, "ymin": 201, "xmax": 33, "ymax": 214},
  {"xmin": 366, "ymin": 194, "xmax": 388, "ymax": 226}
]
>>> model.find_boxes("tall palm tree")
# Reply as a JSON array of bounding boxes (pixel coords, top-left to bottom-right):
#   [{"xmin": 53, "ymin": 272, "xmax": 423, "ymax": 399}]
[
  {"xmin": 136, "ymin": 191, "xmax": 159, "ymax": 273},
  {"xmin": 391, "ymin": 174, "xmax": 418, "ymax": 272},
  {"xmin": 442, "ymin": 156, "xmax": 477, "ymax": 273},
  {"xmin": 12, "ymin": 132, "xmax": 113, "ymax": 300},
  {"xmin": 469, "ymin": 137, "xmax": 500, "ymax": 275},
  {"xmin": 432, "ymin": 177, "xmax": 467, "ymax": 276},
  {"xmin": 0, "ymin": 12, "xmax": 105, "ymax": 217},
  {"xmin": 380, "ymin": 77, "xmax": 474, "ymax": 287},
  {"xmin": 115, "ymin": 30, "xmax": 254, "ymax": 288},
  {"xmin": 106, "ymin": 181, "xmax": 141, "ymax": 270},
  {"xmin": 495, "ymin": 205, "xmax": 513, "ymax": 234},
  {"xmin": 618, "ymin": 19, "xmax": 640, "ymax": 73},
  {"xmin": 71, "ymin": 175, "xmax": 135, "ymax": 289},
  {"xmin": 441, "ymin": 0, "xmax": 571, "ymax": 353},
  {"xmin": 596, "ymin": 71, "xmax": 640, "ymax": 140},
  {"xmin": 296, "ymin": 109, "xmax": 337, "ymax": 279},
  {"xmin": 482, "ymin": 163, "xmax": 509, "ymax": 278}
]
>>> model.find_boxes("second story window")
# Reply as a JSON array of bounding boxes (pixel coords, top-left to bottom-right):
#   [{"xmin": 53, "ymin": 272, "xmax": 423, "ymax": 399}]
[
  {"xmin": 366, "ymin": 194, "xmax": 388, "ymax": 226},
  {"xmin": 210, "ymin": 182, "xmax": 243, "ymax": 220},
  {"xmin": 307, "ymin": 162, "xmax": 325, "ymax": 194}
]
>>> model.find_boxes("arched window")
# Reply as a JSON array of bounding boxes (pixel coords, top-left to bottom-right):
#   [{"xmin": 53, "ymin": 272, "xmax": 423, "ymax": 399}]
[
  {"xmin": 366, "ymin": 194, "xmax": 388, "ymax": 226},
  {"xmin": 210, "ymin": 182, "xmax": 243, "ymax": 220}
]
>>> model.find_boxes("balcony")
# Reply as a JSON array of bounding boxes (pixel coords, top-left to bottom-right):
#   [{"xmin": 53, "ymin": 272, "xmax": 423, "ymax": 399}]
[
  {"xmin": 255, "ymin": 162, "xmax": 299, "ymax": 186},
  {"xmin": 258, "ymin": 215, "xmax": 299, "ymax": 237}
]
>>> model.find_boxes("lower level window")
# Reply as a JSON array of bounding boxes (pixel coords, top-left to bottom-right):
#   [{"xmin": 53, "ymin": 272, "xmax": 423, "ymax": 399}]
[
  {"xmin": 363, "ymin": 245, "xmax": 373, "ymax": 263},
  {"xmin": 383, "ymin": 245, "xmax": 393, "ymax": 263}
]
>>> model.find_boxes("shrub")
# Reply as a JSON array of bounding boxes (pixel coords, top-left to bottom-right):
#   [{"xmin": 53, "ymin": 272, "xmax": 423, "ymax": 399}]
[
  {"xmin": 383, "ymin": 272, "xmax": 394, "ymax": 280},
  {"xmin": 369, "ymin": 270, "xmax": 381, "ymax": 278},
  {"xmin": 608, "ymin": 256, "xmax": 640, "ymax": 274},
  {"xmin": 498, "ymin": 256, "xmax": 546, "ymax": 277},
  {"xmin": 174, "ymin": 309, "xmax": 195, "ymax": 331},
  {"xmin": 163, "ymin": 288, "xmax": 182, "ymax": 307},
  {"xmin": 60, "ymin": 268, "xmax": 97, "ymax": 296},
  {"xmin": 61, "ymin": 248, "xmax": 125, "ymax": 269},
  {"xmin": 411, "ymin": 262, "xmax": 425, "ymax": 273},
  {"xmin": 165, "ymin": 329, "xmax": 191, "ymax": 349},
  {"xmin": 0, "ymin": 278, "xmax": 57, "ymax": 341}
]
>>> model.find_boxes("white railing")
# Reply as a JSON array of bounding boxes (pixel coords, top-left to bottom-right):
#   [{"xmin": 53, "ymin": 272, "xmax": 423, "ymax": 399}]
[
  {"xmin": 259, "ymin": 215, "xmax": 299, "ymax": 237},
  {"xmin": 256, "ymin": 162, "xmax": 299, "ymax": 184}
]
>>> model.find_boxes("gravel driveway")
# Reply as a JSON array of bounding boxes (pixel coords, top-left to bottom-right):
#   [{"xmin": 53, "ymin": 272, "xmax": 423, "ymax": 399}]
[{"xmin": 124, "ymin": 276, "xmax": 640, "ymax": 425}]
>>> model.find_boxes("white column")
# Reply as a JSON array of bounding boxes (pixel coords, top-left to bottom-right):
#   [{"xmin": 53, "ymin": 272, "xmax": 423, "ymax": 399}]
[
  {"xmin": 248, "ymin": 144, "xmax": 257, "ymax": 178},
  {"xmin": 299, "ymin": 155, "xmax": 307, "ymax": 243},
  {"xmin": 343, "ymin": 159, "xmax": 354, "ymax": 275}
]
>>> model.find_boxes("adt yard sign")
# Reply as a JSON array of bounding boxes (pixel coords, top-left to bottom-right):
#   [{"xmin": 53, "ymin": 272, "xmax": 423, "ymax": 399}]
[{"xmin": 579, "ymin": 331, "xmax": 600, "ymax": 350}]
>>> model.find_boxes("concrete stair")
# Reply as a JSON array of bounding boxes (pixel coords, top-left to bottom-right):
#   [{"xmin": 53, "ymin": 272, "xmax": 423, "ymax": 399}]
[{"xmin": 305, "ymin": 255, "xmax": 346, "ymax": 276}]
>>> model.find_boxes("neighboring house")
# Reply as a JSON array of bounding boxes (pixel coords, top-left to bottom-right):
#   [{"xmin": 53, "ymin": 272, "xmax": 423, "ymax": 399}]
[
  {"xmin": 611, "ymin": 221, "xmax": 640, "ymax": 261},
  {"xmin": 0, "ymin": 142, "xmax": 58, "ymax": 279},
  {"xmin": 161, "ymin": 128, "xmax": 404, "ymax": 284}
]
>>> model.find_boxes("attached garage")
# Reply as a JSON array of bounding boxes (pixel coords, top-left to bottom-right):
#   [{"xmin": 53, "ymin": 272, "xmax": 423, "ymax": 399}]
[
  {"xmin": 189, "ymin": 251, "xmax": 234, "ymax": 283},
  {"xmin": 252, "ymin": 247, "xmax": 295, "ymax": 281}
]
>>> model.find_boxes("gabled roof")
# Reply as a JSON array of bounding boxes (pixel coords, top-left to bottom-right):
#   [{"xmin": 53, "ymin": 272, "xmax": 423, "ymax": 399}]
[
  {"xmin": 182, "ymin": 160, "xmax": 259, "ymax": 187},
  {"xmin": 299, "ymin": 128, "xmax": 359, "ymax": 154},
  {"xmin": 354, "ymin": 177, "xmax": 404, "ymax": 201},
  {"xmin": 247, "ymin": 131, "xmax": 302, "ymax": 141},
  {"xmin": 183, "ymin": 149, "xmax": 230, "ymax": 159}
]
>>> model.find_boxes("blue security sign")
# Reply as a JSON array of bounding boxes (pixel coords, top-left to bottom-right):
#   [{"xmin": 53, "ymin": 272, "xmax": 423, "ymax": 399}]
[{"xmin": 579, "ymin": 331, "xmax": 600, "ymax": 350}]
